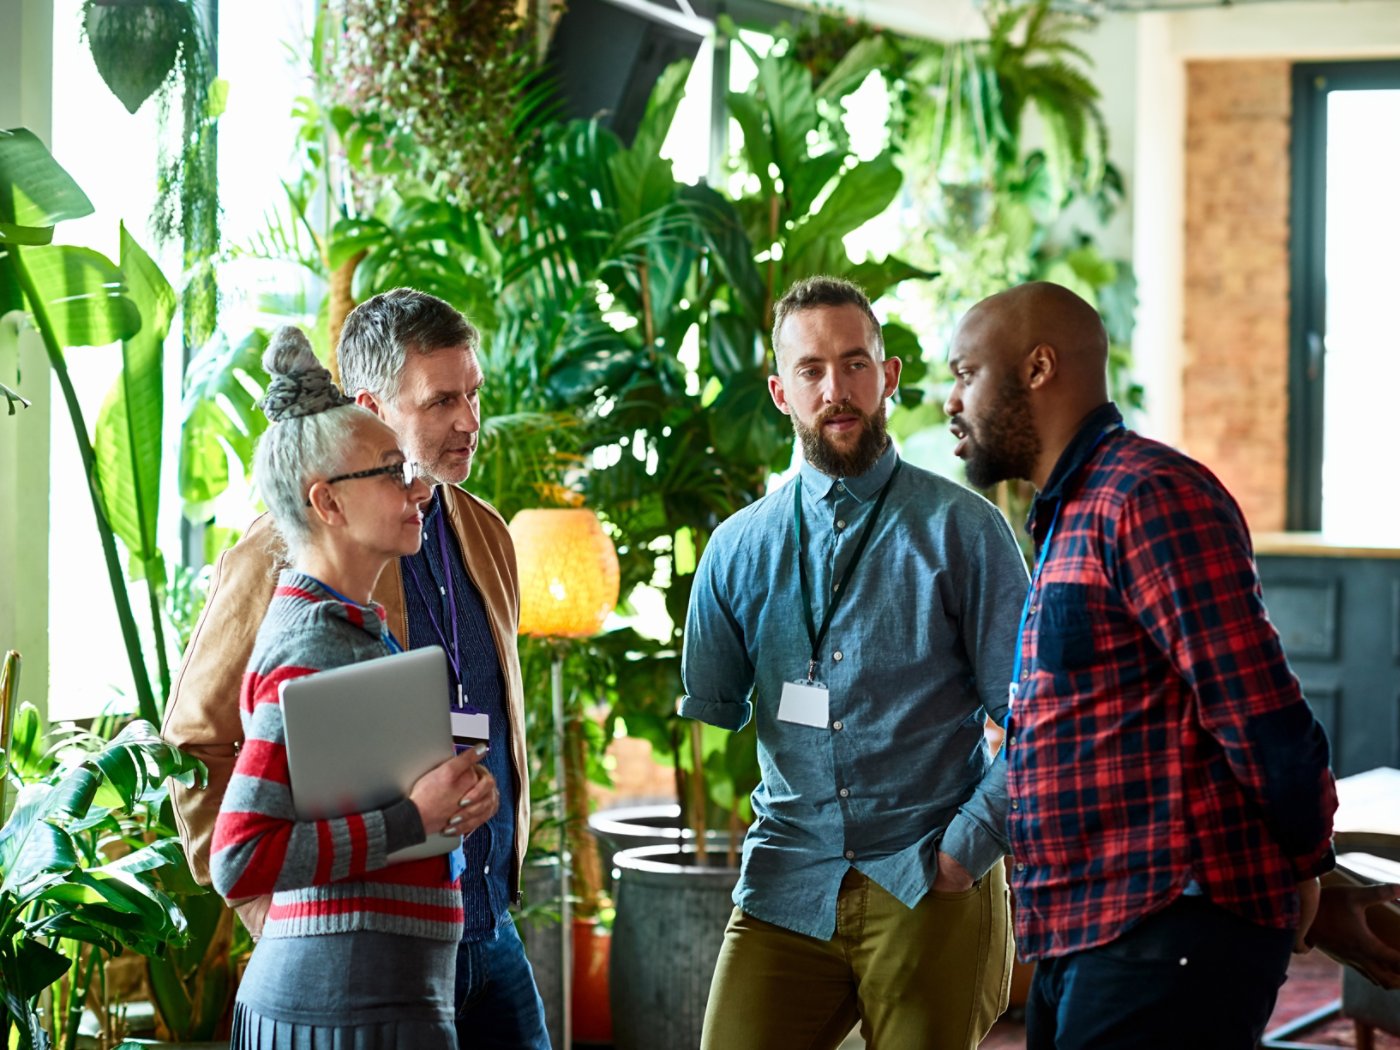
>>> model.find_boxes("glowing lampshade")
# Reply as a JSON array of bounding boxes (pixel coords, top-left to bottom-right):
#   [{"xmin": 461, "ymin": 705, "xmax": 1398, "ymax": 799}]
[{"xmin": 510, "ymin": 508, "xmax": 620, "ymax": 638}]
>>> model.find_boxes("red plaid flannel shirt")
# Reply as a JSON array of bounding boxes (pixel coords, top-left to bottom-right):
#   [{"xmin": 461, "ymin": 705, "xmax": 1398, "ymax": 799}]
[{"xmin": 1006, "ymin": 404, "xmax": 1337, "ymax": 961}]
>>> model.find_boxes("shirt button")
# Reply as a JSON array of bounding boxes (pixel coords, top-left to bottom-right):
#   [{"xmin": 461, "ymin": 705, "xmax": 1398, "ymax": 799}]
[
  {"xmin": 1016, "ymin": 862, "xmax": 1026, "ymax": 872},
  {"xmin": 838, "ymin": 787, "xmax": 850, "ymax": 798},
  {"xmin": 844, "ymin": 850, "xmax": 856, "ymax": 860},
  {"xmin": 837, "ymin": 483, "xmax": 846, "ymax": 493},
  {"xmin": 1028, "ymin": 604, "xmax": 1037, "ymax": 615},
  {"xmin": 1021, "ymin": 670, "xmax": 1029, "ymax": 680},
  {"xmin": 483, "ymin": 865, "xmax": 490, "ymax": 874},
  {"xmin": 1007, "ymin": 735, "xmax": 1015, "ymax": 747},
  {"xmin": 836, "ymin": 519, "xmax": 846, "ymax": 529},
  {"xmin": 832, "ymin": 720, "xmax": 844, "ymax": 731},
  {"xmin": 833, "ymin": 650, "xmax": 843, "ymax": 662},
  {"xmin": 1010, "ymin": 799, "xmax": 1019, "ymax": 810}
]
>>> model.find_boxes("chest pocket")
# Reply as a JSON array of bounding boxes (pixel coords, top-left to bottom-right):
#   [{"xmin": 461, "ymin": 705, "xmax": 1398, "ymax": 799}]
[{"xmin": 1036, "ymin": 582, "xmax": 1096, "ymax": 671}]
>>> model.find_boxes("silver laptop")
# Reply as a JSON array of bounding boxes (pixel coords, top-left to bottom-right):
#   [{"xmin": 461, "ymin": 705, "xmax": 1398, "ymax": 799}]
[{"xmin": 279, "ymin": 645, "xmax": 459, "ymax": 863}]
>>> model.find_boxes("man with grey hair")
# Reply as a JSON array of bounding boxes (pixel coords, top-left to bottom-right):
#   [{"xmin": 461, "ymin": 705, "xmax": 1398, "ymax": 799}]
[
  {"xmin": 163, "ymin": 288, "xmax": 549, "ymax": 1048},
  {"xmin": 681, "ymin": 275, "xmax": 1029, "ymax": 1048}
]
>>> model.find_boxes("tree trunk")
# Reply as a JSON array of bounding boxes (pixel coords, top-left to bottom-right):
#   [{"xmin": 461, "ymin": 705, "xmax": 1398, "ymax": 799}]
[{"xmin": 327, "ymin": 249, "xmax": 365, "ymax": 385}]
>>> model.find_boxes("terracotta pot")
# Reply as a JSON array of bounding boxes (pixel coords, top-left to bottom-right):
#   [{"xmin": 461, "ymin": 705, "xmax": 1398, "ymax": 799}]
[{"xmin": 572, "ymin": 917, "xmax": 613, "ymax": 1045}]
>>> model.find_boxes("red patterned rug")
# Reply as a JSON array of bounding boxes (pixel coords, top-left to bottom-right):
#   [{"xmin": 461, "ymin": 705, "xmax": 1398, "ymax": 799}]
[{"xmin": 978, "ymin": 951, "xmax": 1400, "ymax": 1048}]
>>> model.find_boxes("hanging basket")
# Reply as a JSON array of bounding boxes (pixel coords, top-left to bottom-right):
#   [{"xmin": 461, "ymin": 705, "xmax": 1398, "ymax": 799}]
[{"xmin": 83, "ymin": 0, "xmax": 188, "ymax": 115}]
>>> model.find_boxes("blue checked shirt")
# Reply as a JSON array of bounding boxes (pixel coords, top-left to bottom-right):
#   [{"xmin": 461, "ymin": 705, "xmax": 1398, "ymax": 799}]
[{"xmin": 680, "ymin": 444, "xmax": 1029, "ymax": 939}]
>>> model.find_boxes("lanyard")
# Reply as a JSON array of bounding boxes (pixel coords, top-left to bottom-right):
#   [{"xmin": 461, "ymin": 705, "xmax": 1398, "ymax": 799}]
[
  {"xmin": 794, "ymin": 461, "xmax": 901, "ymax": 682},
  {"xmin": 302, "ymin": 574, "xmax": 403, "ymax": 654},
  {"xmin": 403, "ymin": 505, "xmax": 468, "ymax": 707},
  {"xmin": 1009, "ymin": 422, "xmax": 1124, "ymax": 693},
  {"xmin": 1010, "ymin": 504, "xmax": 1061, "ymax": 689}
]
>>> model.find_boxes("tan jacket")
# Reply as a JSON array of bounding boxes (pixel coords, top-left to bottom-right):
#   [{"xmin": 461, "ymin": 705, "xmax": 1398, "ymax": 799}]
[{"xmin": 162, "ymin": 486, "xmax": 530, "ymax": 903}]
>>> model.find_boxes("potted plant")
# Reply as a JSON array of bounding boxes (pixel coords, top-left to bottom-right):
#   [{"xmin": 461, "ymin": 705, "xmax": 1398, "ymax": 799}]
[{"xmin": 0, "ymin": 674, "xmax": 205, "ymax": 1050}]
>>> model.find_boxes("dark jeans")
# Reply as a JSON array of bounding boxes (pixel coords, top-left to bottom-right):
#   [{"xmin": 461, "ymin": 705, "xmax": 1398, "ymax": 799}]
[
  {"xmin": 1026, "ymin": 896, "xmax": 1293, "ymax": 1050},
  {"xmin": 455, "ymin": 912, "xmax": 551, "ymax": 1050}
]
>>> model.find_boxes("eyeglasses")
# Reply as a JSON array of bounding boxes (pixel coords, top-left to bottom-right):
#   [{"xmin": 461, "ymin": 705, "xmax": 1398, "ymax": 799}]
[{"xmin": 305, "ymin": 461, "xmax": 422, "ymax": 504}]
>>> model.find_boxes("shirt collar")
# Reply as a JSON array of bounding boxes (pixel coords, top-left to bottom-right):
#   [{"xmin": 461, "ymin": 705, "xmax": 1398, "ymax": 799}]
[
  {"xmin": 1028, "ymin": 401, "xmax": 1124, "ymax": 537},
  {"xmin": 422, "ymin": 485, "xmax": 445, "ymax": 525},
  {"xmin": 799, "ymin": 440, "xmax": 899, "ymax": 504}
]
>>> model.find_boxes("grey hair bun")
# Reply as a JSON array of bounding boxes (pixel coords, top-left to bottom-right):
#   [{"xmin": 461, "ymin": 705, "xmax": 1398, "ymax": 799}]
[{"xmin": 259, "ymin": 326, "xmax": 353, "ymax": 422}]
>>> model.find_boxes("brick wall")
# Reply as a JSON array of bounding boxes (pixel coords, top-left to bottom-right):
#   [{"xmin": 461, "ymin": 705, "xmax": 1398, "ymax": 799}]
[{"xmin": 1182, "ymin": 60, "xmax": 1292, "ymax": 531}]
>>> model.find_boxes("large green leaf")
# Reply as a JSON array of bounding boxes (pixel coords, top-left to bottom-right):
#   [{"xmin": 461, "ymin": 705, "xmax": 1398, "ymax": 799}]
[
  {"xmin": 13, "ymin": 938, "xmax": 70, "ymax": 1001},
  {"xmin": 816, "ymin": 36, "xmax": 897, "ymax": 103},
  {"xmin": 95, "ymin": 226, "xmax": 174, "ymax": 583},
  {"xmin": 785, "ymin": 153, "xmax": 902, "ymax": 267},
  {"xmin": 706, "ymin": 310, "xmax": 763, "ymax": 383},
  {"xmin": 0, "ymin": 784, "xmax": 79, "ymax": 894},
  {"xmin": 750, "ymin": 48, "xmax": 817, "ymax": 186},
  {"xmin": 785, "ymin": 151, "xmax": 845, "ymax": 225},
  {"xmin": 681, "ymin": 185, "xmax": 764, "ymax": 326},
  {"xmin": 725, "ymin": 92, "xmax": 775, "ymax": 199},
  {"xmin": 610, "ymin": 60, "xmax": 690, "ymax": 228},
  {"xmin": 179, "ymin": 330, "xmax": 270, "ymax": 518},
  {"xmin": 0, "ymin": 127, "xmax": 93, "ymax": 241},
  {"xmin": 13, "ymin": 242, "xmax": 141, "ymax": 348},
  {"xmin": 707, "ymin": 375, "xmax": 790, "ymax": 470}
]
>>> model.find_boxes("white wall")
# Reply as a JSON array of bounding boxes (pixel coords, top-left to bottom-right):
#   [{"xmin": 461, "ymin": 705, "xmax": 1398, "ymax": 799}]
[{"xmin": 0, "ymin": 0, "xmax": 53, "ymax": 723}]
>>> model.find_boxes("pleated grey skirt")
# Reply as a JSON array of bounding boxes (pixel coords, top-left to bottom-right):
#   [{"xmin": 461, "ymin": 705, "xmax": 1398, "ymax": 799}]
[{"xmin": 231, "ymin": 930, "xmax": 457, "ymax": 1050}]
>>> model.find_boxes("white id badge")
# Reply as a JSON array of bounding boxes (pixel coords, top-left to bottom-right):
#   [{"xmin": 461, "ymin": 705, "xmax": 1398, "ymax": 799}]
[
  {"xmin": 451, "ymin": 710, "xmax": 490, "ymax": 742},
  {"xmin": 778, "ymin": 680, "xmax": 830, "ymax": 728}
]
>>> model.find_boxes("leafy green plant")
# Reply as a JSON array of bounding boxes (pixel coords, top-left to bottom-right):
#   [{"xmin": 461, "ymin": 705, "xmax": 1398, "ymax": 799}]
[
  {"xmin": 0, "ymin": 701, "xmax": 204, "ymax": 1050},
  {"xmin": 0, "ymin": 128, "xmax": 175, "ymax": 726}
]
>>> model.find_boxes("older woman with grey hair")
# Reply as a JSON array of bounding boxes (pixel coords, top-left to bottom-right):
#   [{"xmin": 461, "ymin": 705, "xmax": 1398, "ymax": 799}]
[{"xmin": 211, "ymin": 326, "xmax": 493, "ymax": 1049}]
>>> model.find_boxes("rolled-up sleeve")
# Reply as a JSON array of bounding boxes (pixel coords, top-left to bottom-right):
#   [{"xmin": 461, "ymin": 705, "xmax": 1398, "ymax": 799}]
[{"xmin": 679, "ymin": 535, "xmax": 756, "ymax": 732}]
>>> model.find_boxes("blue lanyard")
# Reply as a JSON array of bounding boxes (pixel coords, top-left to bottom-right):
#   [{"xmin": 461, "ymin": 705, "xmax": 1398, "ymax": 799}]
[
  {"xmin": 301, "ymin": 574, "xmax": 403, "ymax": 654},
  {"xmin": 1010, "ymin": 505, "xmax": 1061, "ymax": 689},
  {"xmin": 403, "ymin": 504, "xmax": 468, "ymax": 707},
  {"xmin": 1009, "ymin": 422, "xmax": 1124, "ymax": 696}
]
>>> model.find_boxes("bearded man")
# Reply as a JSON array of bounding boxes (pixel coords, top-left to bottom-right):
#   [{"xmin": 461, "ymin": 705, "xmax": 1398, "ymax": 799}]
[
  {"xmin": 944, "ymin": 280, "xmax": 1341, "ymax": 1049},
  {"xmin": 679, "ymin": 276, "xmax": 1030, "ymax": 1050}
]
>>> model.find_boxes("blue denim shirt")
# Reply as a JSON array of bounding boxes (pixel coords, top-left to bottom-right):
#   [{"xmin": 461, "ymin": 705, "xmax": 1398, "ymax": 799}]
[{"xmin": 680, "ymin": 445, "xmax": 1028, "ymax": 939}]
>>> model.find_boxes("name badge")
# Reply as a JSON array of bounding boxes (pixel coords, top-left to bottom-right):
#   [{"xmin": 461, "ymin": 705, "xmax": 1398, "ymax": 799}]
[
  {"xmin": 778, "ymin": 680, "xmax": 830, "ymax": 729},
  {"xmin": 451, "ymin": 710, "xmax": 490, "ymax": 747}
]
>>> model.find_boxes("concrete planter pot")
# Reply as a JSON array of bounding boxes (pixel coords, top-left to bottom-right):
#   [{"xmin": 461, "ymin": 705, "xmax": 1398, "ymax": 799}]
[
  {"xmin": 609, "ymin": 843, "xmax": 740, "ymax": 1050},
  {"xmin": 587, "ymin": 802, "xmax": 734, "ymax": 888}
]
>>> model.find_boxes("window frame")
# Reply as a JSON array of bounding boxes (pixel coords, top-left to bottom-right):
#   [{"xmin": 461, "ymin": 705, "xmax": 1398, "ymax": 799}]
[{"xmin": 1287, "ymin": 59, "xmax": 1400, "ymax": 530}]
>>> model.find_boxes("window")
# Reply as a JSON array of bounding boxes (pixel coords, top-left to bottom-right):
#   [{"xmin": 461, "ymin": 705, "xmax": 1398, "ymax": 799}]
[{"xmin": 1288, "ymin": 60, "xmax": 1400, "ymax": 534}]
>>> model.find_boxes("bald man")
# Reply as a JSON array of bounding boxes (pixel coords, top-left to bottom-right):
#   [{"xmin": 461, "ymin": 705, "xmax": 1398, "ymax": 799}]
[{"xmin": 944, "ymin": 281, "xmax": 1339, "ymax": 1049}]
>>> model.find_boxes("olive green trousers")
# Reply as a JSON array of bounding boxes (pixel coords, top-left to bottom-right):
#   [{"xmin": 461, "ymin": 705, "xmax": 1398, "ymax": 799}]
[{"xmin": 700, "ymin": 864, "xmax": 1013, "ymax": 1050}]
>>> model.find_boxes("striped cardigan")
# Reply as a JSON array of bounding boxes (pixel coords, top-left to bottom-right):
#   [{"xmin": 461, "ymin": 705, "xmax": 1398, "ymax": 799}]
[{"xmin": 210, "ymin": 571, "xmax": 464, "ymax": 942}]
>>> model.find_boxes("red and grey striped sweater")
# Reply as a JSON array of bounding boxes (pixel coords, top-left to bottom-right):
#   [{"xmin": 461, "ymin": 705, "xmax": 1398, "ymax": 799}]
[{"xmin": 210, "ymin": 572, "xmax": 464, "ymax": 942}]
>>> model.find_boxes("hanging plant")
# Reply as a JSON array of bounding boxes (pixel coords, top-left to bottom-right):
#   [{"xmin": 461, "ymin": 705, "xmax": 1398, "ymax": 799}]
[{"xmin": 82, "ymin": 0, "xmax": 191, "ymax": 114}]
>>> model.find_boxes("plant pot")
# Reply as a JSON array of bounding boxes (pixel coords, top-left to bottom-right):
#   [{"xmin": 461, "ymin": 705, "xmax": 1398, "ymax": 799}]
[
  {"xmin": 609, "ymin": 843, "xmax": 741, "ymax": 1050},
  {"xmin": 83, "ymin": 0, "xmax": 187, "ymax": 114},
  {"xmin": 572, "ymin": 916, "xmax": 613, "ymax": 1045},
  {"xmin": 587, "ymin": 802, "xmax": 736, "ymax": 888},
  {"xmin": 518, "ymin": 861, "xmax": 615, "ymax": 1046},
  {"xmin": 518, "ymin": 859, "xmax": 565, "ymax": 1050}
]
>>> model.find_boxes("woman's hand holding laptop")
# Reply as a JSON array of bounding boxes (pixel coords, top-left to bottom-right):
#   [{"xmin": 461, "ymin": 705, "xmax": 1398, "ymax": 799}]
[{"xmin": 410, "ymin": 740, "xmax": 500, "ymax": 837}]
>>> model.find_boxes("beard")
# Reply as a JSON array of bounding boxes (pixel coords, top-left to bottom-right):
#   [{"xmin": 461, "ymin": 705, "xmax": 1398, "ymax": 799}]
[
  {"xmin": 420, "ymin": 438, "xmax": 477, "ymax": 487},
  {"xmin": 793, "ymin": 402, "xmax": 890, "ymax": 478},
  {"xmin": 958, "ymin": 375, "xmax": 1040, "ymax": 490}
]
